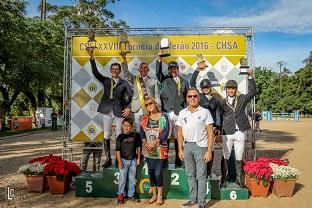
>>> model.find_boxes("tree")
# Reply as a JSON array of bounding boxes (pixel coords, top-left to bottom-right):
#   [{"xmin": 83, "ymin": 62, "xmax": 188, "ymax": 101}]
[
  {"xmin": 0, "ymin": 0, "xmax": 27, "ymax": 129},
  {"xmin": 255, "ymin": 51, "xmax": 312, "ymax": 114},
  {"xmin": 303, "ymin": 51, "xmax": 312, "ymax": 65},
  {"xmin": 46, "ymin": 0, "xmax": 127, "ymax": 29},
  {"xmin": 0, "ymin": 0, "xmax": 127, "ymax": 130}
]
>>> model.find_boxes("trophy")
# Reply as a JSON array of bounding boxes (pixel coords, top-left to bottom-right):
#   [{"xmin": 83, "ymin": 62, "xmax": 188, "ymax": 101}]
[
  {"xmin": 196, "ymin": 54, "xmax": 207, "ymax": 70},
  {"xmin": 159, "ymin": 38, "xmax": 170, "ymax": 57},
  {"xmin": 119, "ymin": 32, "xmax": 130, "ymax": 54},
  {"xmin": 239, "ymin": 57, "xmax": 249, "ymax": 75},
  {"xmin": 207, "ymin": 71, "xmax": 219, "ymax": 86},
  {"xmin": 87, "ymin": 31, "xmax": 97, "ymax": 50}
]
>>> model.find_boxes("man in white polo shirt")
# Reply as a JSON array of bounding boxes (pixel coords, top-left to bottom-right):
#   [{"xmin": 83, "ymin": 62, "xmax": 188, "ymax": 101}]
[{"xmin": 176, "ymin": 88, "xmax": 214, "ymax": 208}]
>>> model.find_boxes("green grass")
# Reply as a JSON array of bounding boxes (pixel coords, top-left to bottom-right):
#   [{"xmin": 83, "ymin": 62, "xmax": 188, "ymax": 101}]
[{"xmin": 0, "ymin": 127, "xmax": 50, "ymax": 138}]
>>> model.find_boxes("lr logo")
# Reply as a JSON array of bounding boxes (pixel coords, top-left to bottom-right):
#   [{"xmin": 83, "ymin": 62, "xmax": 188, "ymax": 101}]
[{"xmin": 7, "ymin": 187, "xmax": 14, "ymax": 200}]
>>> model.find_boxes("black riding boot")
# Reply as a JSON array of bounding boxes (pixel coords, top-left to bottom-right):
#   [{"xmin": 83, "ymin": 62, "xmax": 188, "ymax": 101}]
[
  {"xmin": 103, "ymin": 140, "xmax": 112, "ymax": 168},
  {"xmin": 236, "ymin": 160, "xmax": 244, "ymax": 188},
  {"xmin": 220, "ymin": 158, "xmax": 229, "ymax": 188},
  {"xmin": 174, "ymin": 139, "xmax": 182, "ymax": 167}
]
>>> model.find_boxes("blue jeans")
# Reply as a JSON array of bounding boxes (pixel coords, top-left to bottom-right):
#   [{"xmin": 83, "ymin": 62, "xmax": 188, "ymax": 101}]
[
  {"xmin": 117, "ymin": 158, "xmax": 137, "ymax": 197},
  {"xmin": 184, "ymin": 143, "xmax": 207, "ymax": 207},
  {"xmin": 146, "ymin": 158, "xmax": 164, "ymax": 187}
]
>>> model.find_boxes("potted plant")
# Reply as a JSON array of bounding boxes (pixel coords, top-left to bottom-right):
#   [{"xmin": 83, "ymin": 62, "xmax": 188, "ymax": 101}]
[
  {"xmin": 44, "ymin": 159, "xmax": 81, "ymax": 194},
  {"xmin": 18, "ymin": 162, "xmax": 48, "ymax": 193},
  {"xmin": 243, "ymin": 157, "xmax": 288, "ymax": 193},
  {"xmin": 243, "ymin": 160, "xmax": 272, "ymax": 197},
  {"xmin": 29, "ymin": 154, "xmax": 63, "ymax": 164},
  {"xmin": 270, "ymin": 163, "xmax": 300, "ymax": 197}
]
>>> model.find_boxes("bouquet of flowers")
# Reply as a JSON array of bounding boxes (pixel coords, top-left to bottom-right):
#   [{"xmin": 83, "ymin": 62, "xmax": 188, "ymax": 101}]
[
  {"xmin": 29, "ymin": 154, "xmax": 62, "ymax": 164},
  {"xmin": 18, "ymin": 162, "xmax": 46, "ymax": 176},
  {"xmin": 243, "ymin": 157, "xmax": 288, "ymax": 186},
  {"xmin": 256, "ymin": 157, "xmax": 288, "ymax": 166},
  {"xmin": 44, "ymin": 159, "xmax": 81, "ymax": 181},
  {"xmin": 243, "ymin": 160, "xmax": 272, "ymax": 186},
  {"xmin": 270, "ymin": 163, "xmax": 300, "ymax": 180}
]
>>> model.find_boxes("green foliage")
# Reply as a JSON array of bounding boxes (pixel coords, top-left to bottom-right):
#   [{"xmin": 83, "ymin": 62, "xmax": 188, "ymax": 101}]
[
  {"xmin": 47, "ymin": 0, "xmax": 127, "ymax": 29},
  {"xmin": 18, "ymin": 162, "xmax": 46, "ymax": 176},
  {"xmin": 255, "ymin": 52, "xmax": 312, "ymax": 113},
  {"xmin": 0, "ymin": 0, "xmax": 127, "ymax": 126},
  {"xmin": 1, "ymin": 0, "xmax": 311, "ymax": 120}
]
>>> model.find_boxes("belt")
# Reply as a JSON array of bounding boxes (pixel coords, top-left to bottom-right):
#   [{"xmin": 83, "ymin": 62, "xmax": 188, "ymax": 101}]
[{"xmin": 185, "ymin": 141, "xmax": 196, "ymax": 144}]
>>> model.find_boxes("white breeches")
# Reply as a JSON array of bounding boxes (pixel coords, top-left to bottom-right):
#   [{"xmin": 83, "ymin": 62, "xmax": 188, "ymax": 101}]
[
  {"xmin": 133, "ymin": 108, "xmax": 144, "ymax": 133},
  {"xmin": 222, "ymin": 131, "xmax": 246, "ymax": 160},
  {"xmin": 168, "ymin": 111, "xmax": 178, "ymax": 139},
  {"xmin": 103, "ymin": 110, "xmax": 124, "ymax": 140}
]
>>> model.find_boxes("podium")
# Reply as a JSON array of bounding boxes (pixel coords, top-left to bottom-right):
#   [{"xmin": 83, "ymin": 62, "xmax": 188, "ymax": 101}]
[
  {"xmin": 219, "ymin": 182, "xmax": 249, "ymax": 200},
  {"xmin": 75, "ymin": 162, "xmax": 248, "ymax": 200},
  {"xmin": 76, "ymin": 163, "xmax": 191, "ymax": 199}
]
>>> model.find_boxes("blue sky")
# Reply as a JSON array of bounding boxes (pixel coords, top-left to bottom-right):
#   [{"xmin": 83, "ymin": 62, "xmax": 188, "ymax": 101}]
[{"xmin": 27, "ymin": 0, "xmax": 312, "ymax": 72}]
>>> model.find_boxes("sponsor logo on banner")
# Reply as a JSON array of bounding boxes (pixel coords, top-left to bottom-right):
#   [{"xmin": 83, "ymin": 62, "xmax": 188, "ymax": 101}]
[
  {"xmin": 88, "ymin": 83, "xmax": 97, "ymax": 94},
  {"xmin": 87, "ymin": 125, "xmax": 97, "ymax": 136},
  {"xmin": 220, "ymin": 81, "xmax": 227, "ymax": 91}
]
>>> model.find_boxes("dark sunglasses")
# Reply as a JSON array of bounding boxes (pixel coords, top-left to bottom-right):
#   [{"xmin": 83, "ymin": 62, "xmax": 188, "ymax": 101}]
[
  {"xmin": 187, "ymin": 95, "xmax": 198, "ymax": 98},
  {"xmin": 201, "ymin": 86, "xmax": 211, "ymax": 89},
  {"xmin": 145, "ymin": 102, "xmax": 154, "ymax": 107}
]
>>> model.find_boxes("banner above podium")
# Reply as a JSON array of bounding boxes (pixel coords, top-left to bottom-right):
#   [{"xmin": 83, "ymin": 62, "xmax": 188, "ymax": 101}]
[
  {"xmin": 73, "ymin": 35, "xmax": 246, "ymax": 59},
  {"xmin": 70, "ymin": 34, "xmax": 247, "ymax": 142}
]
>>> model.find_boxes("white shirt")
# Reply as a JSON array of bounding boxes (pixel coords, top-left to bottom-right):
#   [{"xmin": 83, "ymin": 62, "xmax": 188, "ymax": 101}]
[
  {"xmin": 227, "ymin": 96, "xmax": 239, "ymax": 130},
  {"xmin": 141, "ymin": 75, "xmax": 149, "ymax": 83},
  {"xmin": 173, "ymin": 77, "xmax": 179, "ymax": 84},
  {"xmin": 228, "ymin": 96, "xmax": 234, "ymax": 105},
  {"xmin": 205, "ymin": 94, "xmax": 212, "ymax": 101},
  {"xmin": 176, "ymin": 106, "xmax": 214, "ymax": 147},
  {"xmin": 112, "ymin": 78, "xmax": 119, "ymax": 84}
]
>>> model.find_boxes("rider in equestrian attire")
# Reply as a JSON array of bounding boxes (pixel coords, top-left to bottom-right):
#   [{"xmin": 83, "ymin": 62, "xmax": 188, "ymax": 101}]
[
  {"xmin": 220, "ymin": 69, "xmax": 256, "ymax": 187},
  {"xmin": 156, "ymin": 51, "xmax": 189, "ymax": 167},
  {"xmin": 87, "ymin": 47, "xmax": 133, "ymax": 168},
  {"xmin": 120, "ymin": 52, "xmax": 161, "ymax": 133}
]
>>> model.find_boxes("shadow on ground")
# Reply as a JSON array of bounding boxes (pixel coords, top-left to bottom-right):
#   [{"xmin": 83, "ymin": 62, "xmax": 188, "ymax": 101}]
[
  {"xmin": 256, "ymin": 149, "xmax": 294, "ymax": 159},
  {"xmin": 256, "ymin": 129, "xmax": 296, "ymax": 144}
]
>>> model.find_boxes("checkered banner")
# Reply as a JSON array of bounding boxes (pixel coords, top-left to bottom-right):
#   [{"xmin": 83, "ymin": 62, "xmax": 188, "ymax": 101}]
[{"xmin": 71, "ymin": 35, "xmax": 247, "ymax": 141}]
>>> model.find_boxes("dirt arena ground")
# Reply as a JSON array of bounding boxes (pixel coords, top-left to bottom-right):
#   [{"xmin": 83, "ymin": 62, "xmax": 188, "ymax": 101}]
[{"xmin": 1, "ymin": 119, "xmax": 311, "ymax": 208}]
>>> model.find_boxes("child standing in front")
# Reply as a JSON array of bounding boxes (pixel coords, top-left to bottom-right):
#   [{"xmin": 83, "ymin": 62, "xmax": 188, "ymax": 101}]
[{"xmin": 116, "ymin": 118, "xmax": 141, "ymax": 204}]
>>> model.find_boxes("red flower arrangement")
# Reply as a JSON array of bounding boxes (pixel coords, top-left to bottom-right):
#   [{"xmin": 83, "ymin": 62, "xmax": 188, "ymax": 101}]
[
  {"xmin": 243, "ymin": 157, "xmax": 288, "ymax": 187},
  {"xmin": 256, "ymin": 157, "xmax": 288, "ymax": 166},
  {"xmin": 44, "ymin": 159, "xmax": 81, "ymax": 181},
  {"xmin": 29, "ymin": 154, "xmax": 62, "ymax": 164}
]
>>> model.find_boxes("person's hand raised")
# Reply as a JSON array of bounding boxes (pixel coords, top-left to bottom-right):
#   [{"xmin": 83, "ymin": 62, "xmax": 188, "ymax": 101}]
[
  {"xmin": 119, "ymin": 52, "xmax": 127, "ymax": 62},
  {"xmin": 86, "ymin": 47, "xmax": 94, "ymax": 58},
  {"xmin": 197, "ymin": 62, "xmax": 207, "ymax": 71},
  {"xmin": 247, "ymin": 68, "xmax": 253, "ymax": 77},
  {"xmin": 157, "ymin": 49, "xmax": 163, "ymax": 61}
]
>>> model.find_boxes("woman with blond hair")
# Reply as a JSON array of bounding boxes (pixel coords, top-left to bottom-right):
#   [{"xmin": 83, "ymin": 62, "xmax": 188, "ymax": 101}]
[{"xmin": 140, "ymin": 97, "xmax": 170, "ymax": 206}]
